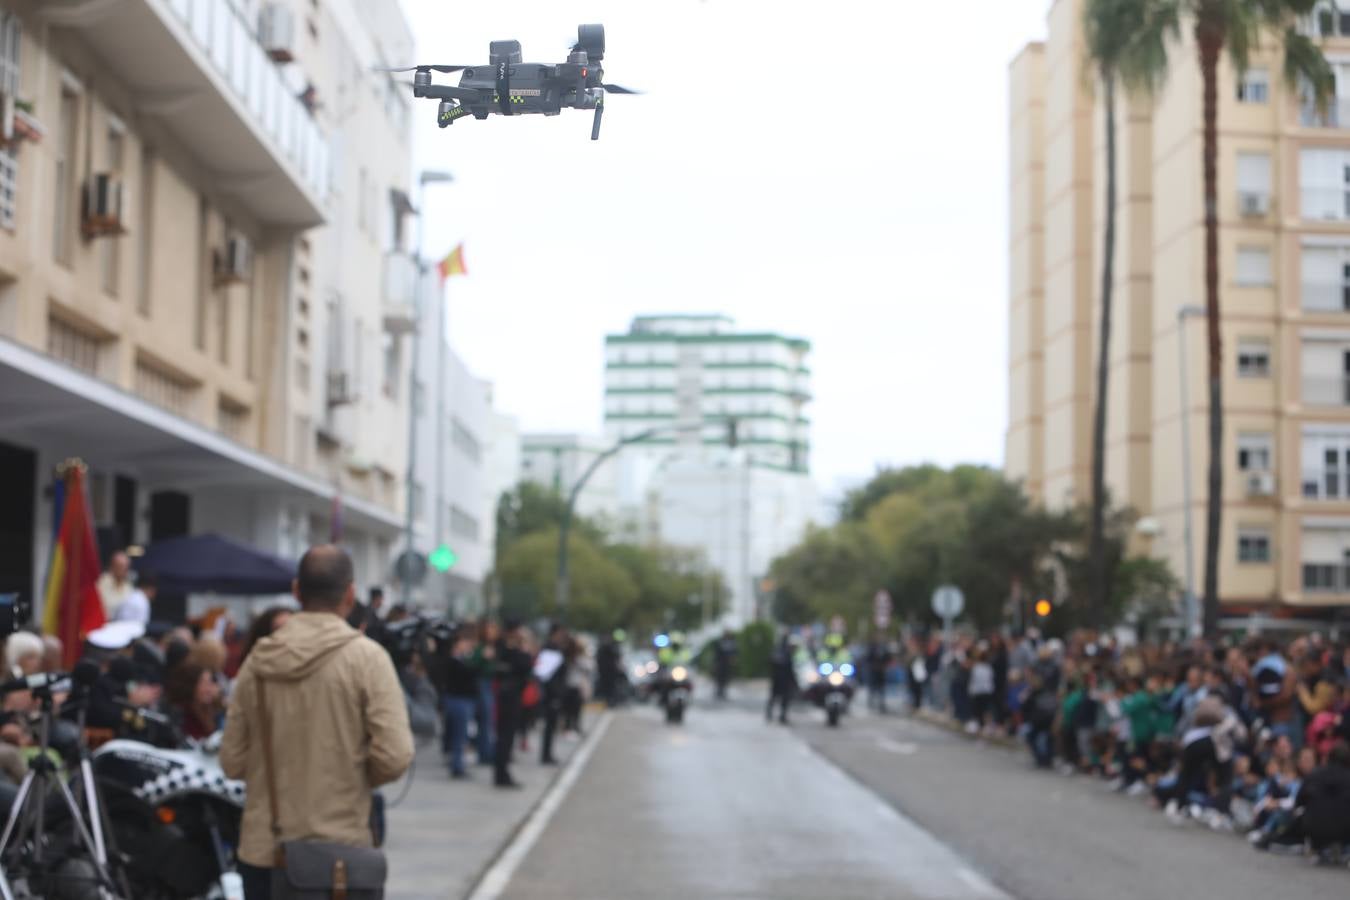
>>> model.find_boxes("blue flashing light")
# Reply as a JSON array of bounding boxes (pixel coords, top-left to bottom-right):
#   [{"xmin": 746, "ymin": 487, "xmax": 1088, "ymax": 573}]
[
  {"xmin": 819, "ymin": 663, "xmax": 833, "ymax": 675},
  {"xmin": 654, "ymin": 634, "xmax": 671, "ymax": 648},
  {"xmin": 840, "ymin": 664, "xmax": 856, "ymax": 678}
]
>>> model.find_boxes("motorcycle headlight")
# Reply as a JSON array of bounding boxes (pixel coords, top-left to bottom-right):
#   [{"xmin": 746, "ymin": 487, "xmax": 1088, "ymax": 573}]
[
  {"xmin": 805, "ymin": 670, "xmax": 819, "ymax": 684},
  {"xmin": 840, "ymin": 664, "xmax": 856, "ymax": 678},
  {"xmin": 646, "ymin": 661, "xmax": 659, "ymax": 674},
  {"xmin": 671, "ymin": 666, "xmax": 688, "ymax": 682},
  {"xmin": 819, "ymin": 663, "xmax": 833, "ymax": 675},
  {"xmin": 828, "ymin": 672, "xmax": 845, "ymax": 687}
]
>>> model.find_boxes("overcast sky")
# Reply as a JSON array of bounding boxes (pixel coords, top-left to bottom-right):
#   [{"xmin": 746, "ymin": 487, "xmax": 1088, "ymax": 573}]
[{"xmin": 402, "ymin": 0, "xmax": 1050, "ymax": 498}]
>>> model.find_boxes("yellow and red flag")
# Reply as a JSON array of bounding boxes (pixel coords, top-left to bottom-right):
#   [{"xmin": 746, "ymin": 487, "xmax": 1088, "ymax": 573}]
[
  {"xmin": 42, "ymin": 464, "xmax": 106, "ymax": 667},
  {"xmin": 437, "ymin": 243, "xmax": 468, "ymax": 281}
]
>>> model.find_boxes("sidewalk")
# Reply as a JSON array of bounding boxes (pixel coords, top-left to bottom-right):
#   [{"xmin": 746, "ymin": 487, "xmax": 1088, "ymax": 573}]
[{"xmin": 383, "ymin": 725, "xmax": 586, "ymax": 900}]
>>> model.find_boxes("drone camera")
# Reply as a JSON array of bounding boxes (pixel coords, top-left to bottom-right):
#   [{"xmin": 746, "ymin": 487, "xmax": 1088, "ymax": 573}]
[{"xmin": 489, "ymin": 40, "xmax": 522, "ymax": 65}]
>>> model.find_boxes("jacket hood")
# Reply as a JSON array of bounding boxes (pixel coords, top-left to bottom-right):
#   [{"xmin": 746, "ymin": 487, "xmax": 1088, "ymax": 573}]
[{"xmin": 248, "ymin": 611, "xmax": 362, "ymax": 682}]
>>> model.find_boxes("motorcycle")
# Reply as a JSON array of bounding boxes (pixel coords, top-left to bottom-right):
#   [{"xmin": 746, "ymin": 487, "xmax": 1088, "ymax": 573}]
[
  {"xmin": 659, "ymin": 666, "xmax": 692, "ymax": 725},
  {"xmin": 91, "ymin": 734, "xmax": 244, "ymax": 900},
  {"xmin": 803, "ymin": 662, "xmax": 856, "ymax": 727}
]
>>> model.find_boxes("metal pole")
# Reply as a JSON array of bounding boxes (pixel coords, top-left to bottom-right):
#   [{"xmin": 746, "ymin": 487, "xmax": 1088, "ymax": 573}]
[
  {"xmin": 401, "ymin": 181, "xmax": 429, "ymax": 607},
  {"xmin": 1178, "ymin": 307, "xmax": 1199, "ymax": 638},
  {"xmin": 434, "ymin": 271, "xmax": 447, "ymax": 551}
]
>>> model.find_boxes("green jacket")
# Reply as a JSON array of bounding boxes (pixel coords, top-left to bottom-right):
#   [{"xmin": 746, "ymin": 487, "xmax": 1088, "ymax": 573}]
[{"xmin": 1121, "ymin": 690, "xmax": 1156, "ymax": 748}]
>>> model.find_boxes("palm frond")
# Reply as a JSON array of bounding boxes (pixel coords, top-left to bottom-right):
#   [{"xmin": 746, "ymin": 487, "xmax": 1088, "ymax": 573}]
[
  {"xmin": 1120, "ymin": 0, "xmax": 1183, "ymax": 94},
  {"xmin": 1283, "ymin": 25, "xmax": 1336, "ymax": 111}
]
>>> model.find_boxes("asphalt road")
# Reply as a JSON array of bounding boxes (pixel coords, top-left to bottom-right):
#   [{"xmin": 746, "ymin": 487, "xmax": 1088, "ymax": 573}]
[
  {"xmin": 480, "ymin": 688, "xmax": 1350, "ymax": 899},
  {"xmin": 492, "ymin": 698, "xmax": 1007, "ymax": 899}
]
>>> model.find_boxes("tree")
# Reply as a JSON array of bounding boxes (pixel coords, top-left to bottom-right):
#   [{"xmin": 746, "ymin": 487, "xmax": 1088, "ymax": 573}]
[
  {"xmin": 1083, "ymin": 0, "xmax": 1177, "ymax": 626},
  {"xmin": 1173, "ymin": 0, "xmax": 1332, "ymax": 637},
  {"xmin": 608, "ymin": 543, "xmax": 728, "ymax": 634},
  {"xmin": 493, "ymin": 529, "xmax": 638, "ymax": 633},
  {"xmin": 494, "ymin": 481, "xmax": 604, "ymax": 562}
]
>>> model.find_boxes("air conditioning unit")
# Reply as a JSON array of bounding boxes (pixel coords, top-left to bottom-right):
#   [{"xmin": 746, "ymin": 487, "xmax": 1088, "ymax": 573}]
[
  {"xmin": 214, "ymin": 236, "xmax": 253, "ymax": 286},
  {"xmin": 326, "ymin": 370, "xmax": 356, "ymax": 408},
  {"xmin": 1, "ymin": 92, "xmax": 12, "ymax": 145},
  {"xmin": 81, "ymin": 173, "xmax": 125, "ymax": 238},
  {"xmin": 1240, "ymin": 191, "xmax": 1269, "ymax": 217},
  {"xmin": 1246, "ymin": 471, "xmax": 1276, "ymax": 497},
  {"xmin": 259, "ymin": 3, "xmax": 297, "ymax": 64}
]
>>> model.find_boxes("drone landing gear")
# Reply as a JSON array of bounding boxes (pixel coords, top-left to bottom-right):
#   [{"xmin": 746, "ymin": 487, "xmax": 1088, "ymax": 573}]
[
  {"xmin": 437, "ymin": 101, "xmax": 474, "ymax": 129},
  {"xmin": 591, "ymin": 98, "xmax": 604, "ymax": 141}
]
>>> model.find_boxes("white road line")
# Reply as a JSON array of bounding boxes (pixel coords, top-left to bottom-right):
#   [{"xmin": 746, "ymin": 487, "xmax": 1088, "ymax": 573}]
[
  {"xmin": 466, "ymin": 712, "xmax": 614, "ymax": 900},
  {"xmin": 957, "ymin": 866, "xmax": 1006, "ymax": 898},
  {"xmin": 876, "ymin": 738, "xmax": 919, "ymax": 755},
  {"xmin": 875, "ymin": 802, "xmax": 900, "ymax": 821}
]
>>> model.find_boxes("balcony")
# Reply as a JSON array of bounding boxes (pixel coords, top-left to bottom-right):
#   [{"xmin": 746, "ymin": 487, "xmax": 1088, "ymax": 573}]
[
  {"xmin": 1302, "ymin": 375, "xmax": 1350, "ymax": 407},
  {"xmin": 1301, "ymin": 466, "xmax": 1350, "ymax": 500},
  {"xmin": 381, "ymin": 252, "xmax": 418, "ymax": 335},
  {"xmin": 1303, "ymin": 561, "xmax": 1350, "ymax": 594},
  {"xmin": 1301, "ymin": 97, "xmax": 1350, "ymax": 128},
  {"xmin": 41, "ymin": 0, "xmax": 328, "ymax": 228}
]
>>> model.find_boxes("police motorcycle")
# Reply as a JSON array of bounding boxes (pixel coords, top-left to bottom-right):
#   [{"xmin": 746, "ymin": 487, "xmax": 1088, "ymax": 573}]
[
  {"xmin": 800, "ymin": 634, "xmax": 857, "ymax": 727},
  {"xmin": 652, "ymin": 634, "xmax": 694, "ymax": 725}
]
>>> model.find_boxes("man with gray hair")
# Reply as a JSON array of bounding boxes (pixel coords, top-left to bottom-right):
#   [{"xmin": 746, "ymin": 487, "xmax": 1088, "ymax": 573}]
[{"xmin": 221, "ymin": 545, "xmax": 413, "ymax": 899}]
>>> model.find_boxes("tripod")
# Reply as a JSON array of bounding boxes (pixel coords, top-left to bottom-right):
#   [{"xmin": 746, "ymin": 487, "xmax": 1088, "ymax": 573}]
[{"xmin": 0, "ymin": 690, "xmax": 119, "ymax": 898}]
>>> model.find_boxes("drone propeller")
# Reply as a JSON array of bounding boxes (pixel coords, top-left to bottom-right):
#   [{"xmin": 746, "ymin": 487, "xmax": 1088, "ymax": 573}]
[
  {"xmin": 378, "ymin": 64, "xmax": 469, "ymax": 74},
  {"xmin": 600, "ymin": 84, "xmax": 641, "ymax": 95}
]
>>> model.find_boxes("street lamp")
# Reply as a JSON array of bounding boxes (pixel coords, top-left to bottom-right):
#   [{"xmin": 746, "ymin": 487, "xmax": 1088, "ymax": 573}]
[
  {"xmin": 1177, "ymin": 304, "xmax": 1205, "ymax": 639},
  {"xmin": 401, "ymin": 169, "xmax": 455, "ymax": 607}
]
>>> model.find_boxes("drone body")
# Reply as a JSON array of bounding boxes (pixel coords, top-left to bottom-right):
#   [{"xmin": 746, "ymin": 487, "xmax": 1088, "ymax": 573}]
[{"xmin": 390, "ymin": 25, "xmax": 637, "ymax": 141}]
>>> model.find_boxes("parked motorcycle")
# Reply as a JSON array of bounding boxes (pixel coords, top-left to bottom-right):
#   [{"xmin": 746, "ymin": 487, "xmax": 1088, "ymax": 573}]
[{"xmin": 92, "ymin": 735, "xmax": 244, "ymax": 900}]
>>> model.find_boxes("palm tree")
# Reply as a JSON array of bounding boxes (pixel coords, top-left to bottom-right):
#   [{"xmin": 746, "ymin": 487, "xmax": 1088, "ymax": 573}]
[
  {"xmin": 1175, "ymin": 0, "xmax": 1333, "ymax": 637},
  {"xmin": 1082, "ymin": 0, "xmax": 1177, "ymax": 628}
]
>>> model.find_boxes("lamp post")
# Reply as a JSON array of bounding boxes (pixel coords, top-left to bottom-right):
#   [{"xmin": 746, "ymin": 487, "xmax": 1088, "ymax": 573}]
[
  {"xmin": 555, "ymin": 418, "xmax": 738, "ymax": 617},
  {"xmin": 400, "ymin": 170, "xmax": 454, "ymax": 607},
  {"xmin": 1177, "ymin": 304, "xmax": 1205, "ymax": 638}
]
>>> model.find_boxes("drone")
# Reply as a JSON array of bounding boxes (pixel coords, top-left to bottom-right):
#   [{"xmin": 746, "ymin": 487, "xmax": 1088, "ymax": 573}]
[{"xmin": 384, "ymin": 24, "xmax": 638, "ymax": 141}]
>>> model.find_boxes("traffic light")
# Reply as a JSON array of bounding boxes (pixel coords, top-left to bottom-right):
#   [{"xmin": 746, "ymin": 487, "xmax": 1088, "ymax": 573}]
[
  {"xmin": 429, "ymin": 544, "xmax": 458, "ymax": 573},
  {"xmin": 1035, "ymin": 599, "xmax": 1052, "ymax": 618}
]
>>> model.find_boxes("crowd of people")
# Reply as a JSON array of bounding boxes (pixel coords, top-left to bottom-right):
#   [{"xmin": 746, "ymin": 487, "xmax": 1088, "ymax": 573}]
[{"xmin": 900, "ymin": 629, "xmax": 1350, "ymax": 866}]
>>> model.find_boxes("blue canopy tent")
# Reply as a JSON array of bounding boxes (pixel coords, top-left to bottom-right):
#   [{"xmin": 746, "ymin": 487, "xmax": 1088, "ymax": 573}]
[{"xmin": 132, "ymin": 533, "xmax": 295, "ymax": 596}]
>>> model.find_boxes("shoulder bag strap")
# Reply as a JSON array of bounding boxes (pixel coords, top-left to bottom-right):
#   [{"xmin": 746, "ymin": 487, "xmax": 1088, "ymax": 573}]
[{"xmin": 257, "ymin": 678, "xmax": 286, "ymax": 868}]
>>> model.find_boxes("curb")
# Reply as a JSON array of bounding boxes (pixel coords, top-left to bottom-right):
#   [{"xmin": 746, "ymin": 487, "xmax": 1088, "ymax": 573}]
[
  {"xmin": 913, "ymin": 708, "xmax": 1022, "ymax": 751},
  {"xmin": 460, "ymin": 711, "xmax": 614, "ymax": 900}
]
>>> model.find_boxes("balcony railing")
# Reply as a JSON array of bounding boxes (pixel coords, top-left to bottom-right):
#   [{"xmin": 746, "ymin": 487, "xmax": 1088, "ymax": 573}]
[
  {"xmin": 1301, "ymin": 97, "xmax": 1350, "ymax": 128},
  {"xmin": 382, "ymin": 252, "xmax": 418, "ymax": 335},
  {"xmin": 1301, "ymin": 467, "xmax": 1350, "ymax": 500},
  {"xmin": 1303, "ymin": 561, "xmax": 1350, "ymax": 593},
  {"xmin": 1301, "ymin": 279, "xmax": 1350, "ymax": 312},
  {"xmin": 1302, "ymin": 375, "xmax": 1350, "ymax": 406},
  {"xmin": 1301, "ymin": 187, "xmax": 1350, "ymax": 221}
]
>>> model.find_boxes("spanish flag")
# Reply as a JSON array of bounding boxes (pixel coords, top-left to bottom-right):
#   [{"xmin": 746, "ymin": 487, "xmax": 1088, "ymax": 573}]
[
  {"xmin": 437, "ymin": 243, "xmax": 468, "ymax": 281},
  {"xmin": 42, "ymin": 464, "xmax": 106, "ymax": 667}
]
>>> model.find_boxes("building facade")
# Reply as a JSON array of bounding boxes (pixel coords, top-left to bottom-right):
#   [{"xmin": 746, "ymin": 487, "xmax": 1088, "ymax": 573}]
[
  {"xmin": 1007, "ymin": 0, "xmax": 1350, "ymax": 620},
  {"xmin": 602, "ymin": 315, "xmax": 817, "ymax": 625},
  {"xmin": 0, "ymin": 0, "xmax": 422, "ymax": 614}
]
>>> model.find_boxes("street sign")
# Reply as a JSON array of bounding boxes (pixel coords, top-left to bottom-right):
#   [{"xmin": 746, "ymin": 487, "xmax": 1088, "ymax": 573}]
[
  {"xmin": 931, "ymin": 585, "xmax": 965, "ymax": 619},
  {"xmin": 873, "ymin": 590, "xmax": 893, "ymax": 629},
  {"xmin": 429, "ymin": 544, "xmax": 458, "ymax": 573},
  {"xmin": 394, "ymin": 550, "xmax": 428, "ymax": 586}
]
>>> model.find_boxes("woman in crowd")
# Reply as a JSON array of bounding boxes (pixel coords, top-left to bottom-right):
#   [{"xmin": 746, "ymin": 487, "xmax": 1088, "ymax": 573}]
[{"xmin": 166, "ymin": 661, "xmax": 224, "ymax": 741}]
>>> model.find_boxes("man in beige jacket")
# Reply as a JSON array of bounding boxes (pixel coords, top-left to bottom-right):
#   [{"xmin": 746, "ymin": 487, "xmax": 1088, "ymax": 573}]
[{"xmin": 221, "ymin": 545, "xmax": 413, "ymax": 898}]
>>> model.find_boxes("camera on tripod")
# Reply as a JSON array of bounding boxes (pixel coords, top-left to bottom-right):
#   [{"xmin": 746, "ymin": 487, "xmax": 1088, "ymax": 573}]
[{"xmin": 0, "ymin": 595, "xmax": 31, "ymax": 639}]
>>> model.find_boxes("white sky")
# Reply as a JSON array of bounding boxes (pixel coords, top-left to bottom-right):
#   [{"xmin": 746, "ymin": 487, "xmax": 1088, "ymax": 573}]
[{"xmin": 402, "ymin": 0, "xmax": 1050, "ymax": 498}]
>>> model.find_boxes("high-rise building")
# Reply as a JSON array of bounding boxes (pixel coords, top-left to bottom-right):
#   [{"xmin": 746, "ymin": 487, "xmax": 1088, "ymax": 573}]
[
  {"xmin": 603, "ymin": 315, "xmax": 817, "ymax": 625},
  {"xmin": 1008, "ymin": 0, "xmax": 1350, "ymax": 620},
  {"xmin": 0, "ymin": 0, "xmax": 430, "ymax": 611}
]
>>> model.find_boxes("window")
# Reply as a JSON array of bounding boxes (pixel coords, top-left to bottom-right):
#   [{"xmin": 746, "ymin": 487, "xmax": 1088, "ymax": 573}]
[
  {"xmin": 1301, "ymin": 244, "xmax": 1350, "ymax": 311},
  {"xmin": 136, "ymin": 148, "xmax": 155, "ymax": 314},
  {"xmin": 381, "ymin": 333, "xmax": 400, "ymax": 399},
  {"xmin": 1238, "ymin": 528, "xmax": 1272, "ymax": 563},
  {"xmin": 1238, "ymin": 68, "xmax": 1269, "ymax": 103},
  {"xmin": 53, "ymin": 89, "xmax": 79, "ymax": 266},
  {"xmin": 1237, "ymin": 338, "xmax": 1271, "ymax": 377},
  {"xmin": 1301, "ymin": 429, "xmax": 1350, "ymax": 498},
  {"xmin": 0, "ymin": 14, "xmax": 18, "ymax": 232},
  {"xmin": 1238, "ymin": 153, "xmax": 1271, "ymax": 205},
  {"xmin": 101, "ymin": 126, "xmax": 124, "ymax": 296},
  {"xmin": 450, "ymin": 505, "xmax": 479, "ymax": 541},
  {"xmin": 1301, "ymin": 148, "xmax": 1350, "ymax": 219},
  {"xmin": 1237, "ymin": 433, "xmax": 1273, "ymax": 472},
  {"xmin": 194, "ymin": 197, "xmax": 209, "ymax": 350},
  {"xmin": 1235, "ymin": 246, "xmax": 1272, "ymax": 286},
  {"xmin": 452, "ymin": 418, "xmax": 482, "ymax": 464},
  {"xmin": 1301, "ymin": 523, "xmax": 1350, "ymax": 593},
  {"xmin": 47, "ymin": 317, "xmax": 102, "ymax": 375}
]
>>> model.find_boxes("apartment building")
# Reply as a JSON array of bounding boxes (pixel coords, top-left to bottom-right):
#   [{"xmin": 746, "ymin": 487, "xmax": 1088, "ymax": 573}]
[
  {"xmin": 0, "ymin": 0, "xmax": 421, "ymax": 612},
  {"xmin": 1007, "ymin": 0, "xmax": 1350, "ymax": 620}
]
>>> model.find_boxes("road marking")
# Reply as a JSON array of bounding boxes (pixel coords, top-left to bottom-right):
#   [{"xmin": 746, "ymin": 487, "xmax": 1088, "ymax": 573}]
[
  {"xmin": 875, "ymin": 802, "xmax": 900, "ymax": 821},
  {"xmin": 876, "ymin": 738, "xmax": 918, "ymax": 755},
  {"xmin": 957, "ymin": 866, "xmax": 1005, "ymax": 898},
  {"xmin": 466, "ymin": 712, "xmax": 614, "ymax": 900}
]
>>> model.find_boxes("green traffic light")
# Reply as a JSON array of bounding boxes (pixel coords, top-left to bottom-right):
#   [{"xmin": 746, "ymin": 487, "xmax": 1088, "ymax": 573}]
[{"xmin": 429, "ymin": 544, "xmax": 458, "ymax": 573}]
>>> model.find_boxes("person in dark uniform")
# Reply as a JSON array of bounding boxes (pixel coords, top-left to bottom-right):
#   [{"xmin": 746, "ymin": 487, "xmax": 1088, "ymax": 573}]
[
  {"xmin": 767, "ymin": 635, "xmax": 798, "ymax": 725},
  {"xmin": 595, "ymin": 630, "xmax": 625, "ymax": 707},
  {"xmin": 538, "ymin": 623, "xmax": 569, "ymax": 766},
  {"xmin": 866, "ymin": 640, "xmax": 891, "ymax": 713},
  {"xmin": 492, "ymin": 620, "xmax": 533, "ymax": 789},
  {"xmin": 713, "ymin": 630, "xmax": 738, "ymax": 701}
]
